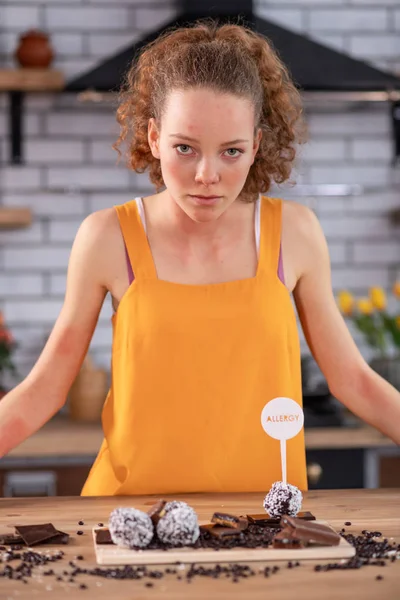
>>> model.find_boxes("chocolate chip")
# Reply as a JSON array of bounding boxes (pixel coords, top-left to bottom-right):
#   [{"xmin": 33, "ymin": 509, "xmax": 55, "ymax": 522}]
[
  {"xmin": 345, "ymin": 522, "xmax": 352, "ymax": 526},
  {"xmin": 145, "ymin": 582, "xmax": 154, "ymax": 587},
  {"xmin": 80, "ymin": 583, "xmax": 88, "ymax": 589},
  {"xmin": 97, "ymin": 523, "xmax": 104, "ymax": 527},
  {"xmin": 77, "ymin": 531, "xmax": 84, "ymax": 536},
  {"xmin": 376, "ymin": 575, "xmax": 383, "ymax": 580},
  {"xmin": 78, "ymin": 521, "xmax": 84, "ymax": 526}
]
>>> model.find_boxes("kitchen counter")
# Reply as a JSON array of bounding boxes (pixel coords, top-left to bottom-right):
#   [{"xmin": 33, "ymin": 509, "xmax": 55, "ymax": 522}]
[
  {"xmin": 2, "ymin": 415, "xmax": 396, "ymax": 464},
  {"xmin": 0, "ymin": 489, "xmax": 399, "ymax": 599}
]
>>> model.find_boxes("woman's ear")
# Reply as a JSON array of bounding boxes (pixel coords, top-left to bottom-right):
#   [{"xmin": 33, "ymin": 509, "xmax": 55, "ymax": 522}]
[
  {"xmin": 252, "ymin": 128, "xmax": 262, "ymax": 163},
  {"xmin": 148, "ymin": 118, "xmax": 161, "ymax": 159}
]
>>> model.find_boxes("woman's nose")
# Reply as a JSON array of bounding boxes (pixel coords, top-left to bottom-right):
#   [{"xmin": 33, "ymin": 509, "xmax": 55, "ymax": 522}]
[{"xmin": 194, "ymin": 160, "xmax": 220, "ymax": 186}]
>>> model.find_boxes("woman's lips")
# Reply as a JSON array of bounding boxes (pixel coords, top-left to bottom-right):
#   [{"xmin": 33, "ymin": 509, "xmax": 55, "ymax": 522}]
[{"xmin": 189, "ymin": 195, "xmax": 222, "ymax": 205}]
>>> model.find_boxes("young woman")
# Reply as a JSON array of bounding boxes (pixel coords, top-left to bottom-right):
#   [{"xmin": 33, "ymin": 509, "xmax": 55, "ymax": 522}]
[{"xmin": 0, "ymin": 21, "xmax": 399, "ymax": 496}]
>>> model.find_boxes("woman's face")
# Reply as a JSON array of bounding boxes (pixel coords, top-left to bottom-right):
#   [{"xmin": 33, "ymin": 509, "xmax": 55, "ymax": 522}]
[{"xmin": 148, "ymin": 88, "xmax": 262, "ymax": 222}]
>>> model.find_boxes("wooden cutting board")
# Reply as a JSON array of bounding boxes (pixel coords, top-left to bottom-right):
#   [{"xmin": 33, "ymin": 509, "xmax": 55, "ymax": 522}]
[{"xmin": 92, "ymin": 521, "xmax": 356, "ymax": 565}]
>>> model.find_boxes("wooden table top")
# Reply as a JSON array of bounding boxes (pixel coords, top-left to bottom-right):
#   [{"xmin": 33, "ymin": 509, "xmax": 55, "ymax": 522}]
[
  {"xmin": 4, "ymin": 416, "xmax": 396, "ymax": 462},
  {"xmin": 0, "ymin": 489, "xmax": 399, "ymax": 599}
]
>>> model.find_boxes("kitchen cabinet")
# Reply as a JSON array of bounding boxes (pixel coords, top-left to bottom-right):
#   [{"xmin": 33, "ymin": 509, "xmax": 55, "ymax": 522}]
[{"xmin": 0, "ymin": 463, "xmax": 91, "ymax": 497}]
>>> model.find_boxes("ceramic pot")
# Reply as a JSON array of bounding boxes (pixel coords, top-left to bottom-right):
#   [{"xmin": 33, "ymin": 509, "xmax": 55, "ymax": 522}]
[{"xmin": 15, "ymin": 30, "xmax": 54, "ymax": 68}]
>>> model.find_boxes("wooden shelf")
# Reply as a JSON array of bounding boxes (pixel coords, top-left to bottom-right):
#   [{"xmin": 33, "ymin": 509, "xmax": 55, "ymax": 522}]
[
  {"xmin": 0, "ymin": 207, "xmax": 32, "ymax": 229},
  {"xmin": 0, "ymin": 68, "xmax": 64, "ymax": 91},
  {"xmin": 0, "ymin": 69, "xmax": 65, "ymax": 163}
]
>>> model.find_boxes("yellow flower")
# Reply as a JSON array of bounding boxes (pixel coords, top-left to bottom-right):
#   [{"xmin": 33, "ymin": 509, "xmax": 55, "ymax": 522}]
[
  {"xmin": 369, "ymin": 287, "xmax": 386, "ymax": 311},
  {"xmin": 393, "ymin": 282, "xmax": 400, "ymax": 299},
  {"xmin": 357, "ymin": 298, "xmax": 374, "ymax": 315},
  {"xmin": 337, "ymin": 291, "xmax": 354, "ymax": 316}
]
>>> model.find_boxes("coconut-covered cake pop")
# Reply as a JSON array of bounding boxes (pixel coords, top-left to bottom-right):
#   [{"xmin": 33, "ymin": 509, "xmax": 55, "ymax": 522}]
[
  {"xmin": 108, "ymin": 507, "xmax": 154, "ymax": 549},
  {"xmin": 263, "ymin": 481, "xmax": 303, "ymax": 518},
  {"xmin": 156, "ymin": 501, "xmax": 200, "ymax": 546}
]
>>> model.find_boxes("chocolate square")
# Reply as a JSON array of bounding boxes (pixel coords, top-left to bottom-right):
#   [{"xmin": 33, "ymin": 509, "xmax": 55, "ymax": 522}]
[
  {"xmin": 200, "ymin": 524, "xmax": 242, "ymax": 538},
  {"xmin": 95, "ymin": 529, "xmax": 113, "ymax": 545},
  {"xmin": 273, "ymin": 529, "xmax": 305, "ymax": 549},
  {"xmin": 0, "ymin": 534, "xmax": 24, "ymax": 545},
  {"xmin": 297, "ymin": 511, "xmax": 316, "ymax": 521},
  {"xmin": 147, "ymin": 499, "xmax": 167, "ymax": 525},
  {"xmin": 245, "ymin": 514, "xmax": 281, "ymax": 527},
  {"xmin": 42, "ymin": 530, "xmax": 70, "ymax": 545},
  {"xmin": 14, "ymin": 523, "xmax": 60, "ymax": 547},
  {"xmin": 245, "ymin": 511, "xmax": 316, "ymax": 527}
]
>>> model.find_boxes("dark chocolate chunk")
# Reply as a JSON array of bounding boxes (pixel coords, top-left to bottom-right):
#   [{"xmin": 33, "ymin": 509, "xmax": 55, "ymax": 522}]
[
  {"xmin": 246, "ymin": 511, "xmax": 315, "ymax": 527},
  {"xmin": 95, "ymin": 528, "xmax": 114, "ymax": 545},
  {"xmin": 280, "ymin": 515, "xmax": 341, "ymax": 546},
  {"xmin": 0, "ymin": 534, "xmax": 24, "ymax": 545},
  {"xmin": 147, "ymin": 499, "xmax": 167, "ymax": 525},
  {"xmin": 245, "ymin": 514, "xmax": 281, "ymax": 527},
  {"xmin": 41, "ymin": 531, "xmax": 70, "ymax": 545},
  {"xmin": 297, "ymin": 511, "xmax": 316, "ymax": 521},
  {"xmin": 273, "ymin": 529, "xmax": 305, "ymax": 549},
  {"xmin": 211, "ymin": 512, "xmax": 247, "ymax": 530},
  {"xmin": 200, "ymin": 524, "xmax": 242, "ymax": 538},
  {"xmin": 14, "ymin": 523, "xmax": 60, "ymax": 547}
]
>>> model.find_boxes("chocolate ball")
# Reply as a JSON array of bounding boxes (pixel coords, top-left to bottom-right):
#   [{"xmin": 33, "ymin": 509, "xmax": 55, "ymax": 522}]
[
  {"xmin": 263, "ymin": 481, "xmax": 303, "ymax": 518},
  {"xmin": 156, "ymin": 502, "xmax": 200, "ymax": 546},
  {"xmin": 108, "ymin": 507, "xmax": 154, "ymax": 549}
]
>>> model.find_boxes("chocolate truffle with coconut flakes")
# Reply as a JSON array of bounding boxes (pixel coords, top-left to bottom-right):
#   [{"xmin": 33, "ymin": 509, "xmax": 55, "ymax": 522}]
[
  {"xmin": 108, "ymin": 507, "xmax": 154, "ymax": 548},
  {"xmin": 263, "ymin": 481, "xmax": 303, "ymax": 518},
  {"xmin": 156, "ymin": 501, "xmax": 200, "ymax": 546}
]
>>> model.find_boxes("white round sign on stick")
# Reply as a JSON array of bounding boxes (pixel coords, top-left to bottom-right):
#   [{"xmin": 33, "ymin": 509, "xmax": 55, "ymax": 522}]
[{"xmin": 260, "ymin": 397, "xmax": 304, "ymax": 484}]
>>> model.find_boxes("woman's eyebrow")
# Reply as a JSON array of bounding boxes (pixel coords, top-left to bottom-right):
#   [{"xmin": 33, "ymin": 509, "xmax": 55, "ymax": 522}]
[{"xmin": 169, "ymin": 134, "xmax": 250, "ymax": 145}]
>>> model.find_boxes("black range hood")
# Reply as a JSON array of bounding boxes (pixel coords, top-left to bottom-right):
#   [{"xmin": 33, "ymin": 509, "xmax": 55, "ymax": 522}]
[{"xmin": 66, "ymin": 0, "xmax": 400, "ymax": 94}]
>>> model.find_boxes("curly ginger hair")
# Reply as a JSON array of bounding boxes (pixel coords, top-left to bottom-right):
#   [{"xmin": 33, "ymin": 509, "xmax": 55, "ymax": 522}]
[{"xmin": 113, "ymin": 19, "xmax": 307, "ymax": 202}]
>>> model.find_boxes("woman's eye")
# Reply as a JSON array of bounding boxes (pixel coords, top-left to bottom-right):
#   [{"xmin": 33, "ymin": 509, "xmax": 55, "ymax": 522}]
[
  {"xmin": 224, "ymin": 148, "xmax": 243, "ymax": 157},
  {"xmin": 176, "ymin": 144, "xmax": 193, "ymax": 155}
]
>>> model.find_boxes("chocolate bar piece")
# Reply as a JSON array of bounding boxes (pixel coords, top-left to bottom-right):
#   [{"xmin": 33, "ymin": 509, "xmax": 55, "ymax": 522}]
[
  {"xmin": 297, "ymin": 511, "xmax": 316, "ymax": 521},
  {"xmin": 211, "ymin": 513, "xmax": 248, "ymax": 531},
  {"xmin": 41, "ymin": 530, "xmax": 70, "ymax": 545},
  {"xmin": 273, "ymin": 530, "xmax": 305, "ymax": 549},
  {"xmin": 245, "ymin": 511, "xmax": 316, "ymax": 527},
  {"xmin": 280, "ymin": 515, "xmax": 340, "ymax": 546},
  {"xmin": 0, "ymin": 534, "xmax": 24, "ymax": 545},
  {"xmin": 245, "ymin": 514, "xmax": 280, "ymax": 527},
  {"xmin": 95, "ymin": 528, "xmax": 114, "ymax": 545},
  {"xmin": 147, "ymin": 499, "xmax": 166, "ymax": 525},
  {"xmin": 14, "ymin": 523, "xmax": 61, "ymax": 547},
  {"xmin": 200, "ymin": 524, "xmax": 243, "ymax": 538}
]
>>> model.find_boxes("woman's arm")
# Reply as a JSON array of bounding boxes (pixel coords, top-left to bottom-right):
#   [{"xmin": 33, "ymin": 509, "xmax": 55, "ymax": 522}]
[
  {"xmin": 291, "ymin": 204, "xmax": 400, "ymax": 445},
  {"xmin": 0, "ymin": 210, "xmax": 113, "ymax": 457}
]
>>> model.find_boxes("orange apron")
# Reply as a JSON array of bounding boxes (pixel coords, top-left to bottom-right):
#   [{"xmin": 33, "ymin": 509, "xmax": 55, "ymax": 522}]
[{"xmin": 81, "ymin": 196, "xmax": 307, "ymax": 495}]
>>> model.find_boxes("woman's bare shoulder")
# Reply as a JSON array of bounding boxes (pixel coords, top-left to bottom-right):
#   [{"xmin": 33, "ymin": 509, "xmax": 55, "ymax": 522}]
[
  {"xmin": 72, "ymin": 206, "xmax": 125, "ymax": 289},
  {"xmin": 281, "ymin": 198, "xmax": 326, "ymax": 284}
]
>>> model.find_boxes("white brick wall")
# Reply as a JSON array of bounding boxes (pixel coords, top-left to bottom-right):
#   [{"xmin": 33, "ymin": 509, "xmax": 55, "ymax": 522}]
[{"xmin": 1, "ymin": 0, "xmax": 400, "ymax": 381}]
